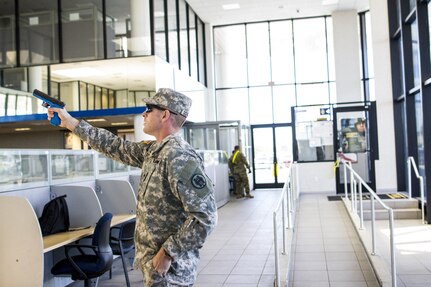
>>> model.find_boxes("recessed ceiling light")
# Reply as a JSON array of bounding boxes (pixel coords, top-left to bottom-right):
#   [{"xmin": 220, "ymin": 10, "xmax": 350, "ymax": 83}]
[
  {"xmin": 111, "ymin": 122, "xmax": 129, "ymax": 126},
  {"xmin": 15, "ymin": 127, "xmax": 31, "ymax": 131},
  {"xmin": 86, "ymin": 118, "xmax": 106, "ymax": 122},
  {"xmin": 222, "ymin": 3, "xmax": 240, "ymax": 10},
  {"xmin": 52, "ymin": 67, "xmax": 105, "ymax": 78},
  {"xmin": 322, "ymin": 0, "xmax": 339, "ymax": 5}
]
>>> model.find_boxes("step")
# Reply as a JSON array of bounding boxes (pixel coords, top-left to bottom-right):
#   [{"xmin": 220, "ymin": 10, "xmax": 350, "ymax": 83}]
[
  {"xmin": 359, "ymin": 198, "xmax": 419, "ymax": 210},
  {"xmin": 360, "ymin": 208, "xmax": 422, "ymax": 220}
]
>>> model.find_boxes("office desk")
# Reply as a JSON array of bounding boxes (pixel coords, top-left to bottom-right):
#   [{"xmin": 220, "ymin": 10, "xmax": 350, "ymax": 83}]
[{"xmin": 43, "ymin": 214, "xmax": 135, "ymax": 253}]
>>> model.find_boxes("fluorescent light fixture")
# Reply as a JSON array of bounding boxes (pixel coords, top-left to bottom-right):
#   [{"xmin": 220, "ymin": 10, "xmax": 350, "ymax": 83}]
[
  {"xmin": 86, "ymin": 118, "xmax": 106, "ymax": 122},
  {"xmin": 322, "ymin": 0, "xmax": 339, "ymax": 5},
  {"xmin": 15, "ymin": 127, "xmax": 31, "ymax": 131},
  {"xmin": 222, "ymin": 3, "xmax": 240, "ymax": 10},
  {"xmin": 111, "ymin": 122, "xmax": 129, "ymax": 126},
  {"xmin": 52, "ymin": 67, "xmax": 105, "ymax": 78},
  {"xmin": 117, "ymin": 128, "xmax": 135, "ymax": 133}
]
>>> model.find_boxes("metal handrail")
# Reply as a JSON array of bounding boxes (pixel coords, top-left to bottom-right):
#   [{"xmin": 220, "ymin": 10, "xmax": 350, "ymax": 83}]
[
  {"xmin": 407, "ymin": 156, "xmax": 426, "ymax": 224},
  {"xmin": 340, "ymin": 159, "xmax": 397, "ymax": 287},
  {"xmin": 273, "ymin": 162, "xmax": 297, "ymax": 287}
]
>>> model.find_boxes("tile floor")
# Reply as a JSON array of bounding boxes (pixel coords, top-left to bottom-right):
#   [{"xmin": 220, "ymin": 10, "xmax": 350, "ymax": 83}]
[
  {"xmin": 291, "ymin": 192, "xmax": 379, "ymax": 287},
  {"xmin": 73, "ymin": 189, "xmax": 429, "ymax": 287},
  {"xmin": 363, "ymin": 219, "xmax": 431, "ymax": 287}
]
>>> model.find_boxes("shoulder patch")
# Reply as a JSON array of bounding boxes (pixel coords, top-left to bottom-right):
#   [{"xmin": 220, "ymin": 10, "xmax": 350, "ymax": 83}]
[{"xmin": 191, "ymin": 174, "xmax": 206, "ymax": 189}]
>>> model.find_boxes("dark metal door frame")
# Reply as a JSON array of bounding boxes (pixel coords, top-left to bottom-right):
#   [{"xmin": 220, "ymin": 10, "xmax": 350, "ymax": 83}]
[
  {"xmin": 251, "ymin": 123, "xmax": 291, "ymax": 189},
  {"xmin": 332, "ymin": 102, "xmax": 379, "ymax": 194}
]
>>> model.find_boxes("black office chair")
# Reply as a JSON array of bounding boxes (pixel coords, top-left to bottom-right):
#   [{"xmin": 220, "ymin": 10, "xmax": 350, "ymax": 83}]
[
  {"xmin": 109, "ymin": 218, "xmax": 136, "ymax": 287},
  {"xmin": 51, "ymin": 213, "xmax": 114, "ymax": 287}
]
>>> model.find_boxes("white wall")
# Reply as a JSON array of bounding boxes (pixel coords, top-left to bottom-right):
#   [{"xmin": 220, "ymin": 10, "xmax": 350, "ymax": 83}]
[
  {"xmin": 370, "ymin": 0, "xmax": 397, "ymax": 193},
  {"xmin": 332, "ymin": 10, "xmax": 362, "ymax": 103},
  {"xmin": 297, "ymin": 162, "xmax": 336, "ymax": 193}
]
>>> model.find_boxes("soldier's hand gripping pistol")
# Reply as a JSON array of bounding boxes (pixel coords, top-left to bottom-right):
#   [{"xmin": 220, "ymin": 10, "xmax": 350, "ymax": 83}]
[{"xmin": 32, "ymin": 89, "xmax": 65, "ymax": 126}]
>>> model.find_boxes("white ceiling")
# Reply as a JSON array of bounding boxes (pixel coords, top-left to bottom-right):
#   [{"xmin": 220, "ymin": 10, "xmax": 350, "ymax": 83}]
[{"xmin": 186, "ymin": 0, "xmax": 369, "ymax": 26}]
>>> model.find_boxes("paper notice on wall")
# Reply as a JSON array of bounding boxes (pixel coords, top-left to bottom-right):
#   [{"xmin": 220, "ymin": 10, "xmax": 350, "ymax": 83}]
[
  {"xmin": 309, "ymin": 137, "xmax": 322, "ymax": 147},
  {"xmin": 312, "ymin": 121, "xmax": 333, "ymax": 138}
]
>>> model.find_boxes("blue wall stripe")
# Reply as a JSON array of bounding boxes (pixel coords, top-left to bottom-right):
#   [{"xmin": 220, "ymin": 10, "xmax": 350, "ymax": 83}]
[{"xmin": 0, "ymin": 107, "xmax": 147, "ymax": 123}]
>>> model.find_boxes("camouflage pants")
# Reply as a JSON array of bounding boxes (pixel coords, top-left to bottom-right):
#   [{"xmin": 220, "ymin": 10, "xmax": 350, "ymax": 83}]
[{"xmin": 233, "ymin": 171, "xmax": 250, "ymax": 196}]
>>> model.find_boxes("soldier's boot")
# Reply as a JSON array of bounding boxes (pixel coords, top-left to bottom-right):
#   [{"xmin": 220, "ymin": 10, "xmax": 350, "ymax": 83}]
[
  {"xmin": 245, "ymin": 193, "xmax": 254, "ymax": 198},
  {"xmin": 236, "ymin": 192, "xmax": 244, "ymax": 199}
]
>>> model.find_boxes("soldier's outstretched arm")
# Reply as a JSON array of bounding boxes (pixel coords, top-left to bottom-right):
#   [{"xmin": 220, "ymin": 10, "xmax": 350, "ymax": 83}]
[{"xmin": 48, "ymin": 107, "xmax": 145, "ymax": 168}]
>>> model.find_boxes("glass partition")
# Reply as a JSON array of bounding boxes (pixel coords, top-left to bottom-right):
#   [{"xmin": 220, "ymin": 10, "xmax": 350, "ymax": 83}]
[
  {"xmin": 0, "ymin": 150, "xmax": 49, "ymax": 191},
  {"xmin": 0, "ymin": 149, "xmax": 140, "ymax": 192},
  {"xmin": 97, "ymin": 154, "xmax": 128, "ymax": 175},
  {"xmin": 50, "ymin": 150, "xmax": 95, "ymax": 182},
  {"xmin": 197, "ymin": 150, "xmax": 228, "ymax": 167}
]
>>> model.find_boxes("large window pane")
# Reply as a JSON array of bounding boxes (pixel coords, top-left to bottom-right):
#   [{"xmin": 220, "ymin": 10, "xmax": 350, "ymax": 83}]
[
  {"xmin": 429, "ymin": 3, "xmax": 431, "ymax": 70},
  {"xmin": 293, "ymin": 18, "xmax": 328, "ymax": 83},
  {"xmin": 411, "ymin": 20, "xmax": 420, "ymax": 88},
  {"xmin": 273, "ymin": 85, "xmax": 296, "ymax": 123},
  {"xmin": 0, "ymin": 0, "xmax": 16, "ymax": 68},
  {"xmin": 16, "ymin": 95, "xmax": 31, "ymax": 115},
  {"xmin": 19, "ymin": 0, "xmax": 59, "ymax": 65},
  {"xmin": 168, "ymin": 0, "xmax": 179, "ymax": 69},
  {"xmin": 270, "ymin": 21, "xmax": 294, "ymax": 84},
  {"xmin": 3, "ymin": 68, "xmax": 27, "ymax": 91},
  {"xmin": 62, "ymin": 0, "xmax": 104, "ymax": 62},
  {"xmin": 6, "ymin": 94, "xmax": 16, "ymax": 115},
  {"xmin": 296, "ymin": 83, "xmax": 329, "ymax": 106},
  {"xmin": 179, "ymin": 0, "xmax": 189, "ymax": 75},
  {"xmin": 197, "ymin": 19, "xmax": 205, "ymax": 85},
  {"xmin": 216, "ymin": 88, "xmax": 249, "ymax": 123},
  {"xmin": 214, "ymin": 25, "xmax": 247, "ymax": 88},
  {"xmin": 189, "ymin": 8, "xmax": 197, "ymax": 79},
  {"xmin": 106, "ymin": 0, "xmax": 131, "ymax": 58},
  {"xmin": 365, "ymin": 13, "xmax": 374, "ymax": 79},
  {"xmin": 0, "ymin": 93, "xmax": 5, "ymax": 116},
  {"xmin": 247, "ymin": 23, "xmax": 271, "ymax": 86},
  {"xmin": 154, "ymin": 0, "xmax": 167, "ymax": 61},
  {"xmin": 249, "ymin": 86, "xmax": 272, "ymax": 124},
  {"xmin": 326, "ymin": 17, "xmax": 336, "ymax": 81},
  {"xmin": 79, "ymin": 82, "xmax": 87, "ymax": 110}
]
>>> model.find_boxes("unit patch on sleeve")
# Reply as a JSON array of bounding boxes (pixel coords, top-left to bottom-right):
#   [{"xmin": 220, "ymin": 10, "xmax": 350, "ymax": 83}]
[{"xmin": 191, "ymin": 174, "xmax": 206, "ymax": 189}]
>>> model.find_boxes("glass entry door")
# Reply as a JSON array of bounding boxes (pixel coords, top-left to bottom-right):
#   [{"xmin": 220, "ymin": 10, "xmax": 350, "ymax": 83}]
[
  {"xmin": 251, "ymin": 124, "xmax": 292, "ymax": 188},
  {"xmin": 333, "ymin": 104, "xmax": 378, "ymax": 194}
]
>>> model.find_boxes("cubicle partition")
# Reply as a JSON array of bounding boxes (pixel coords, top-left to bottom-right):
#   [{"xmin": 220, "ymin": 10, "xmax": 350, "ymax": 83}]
[{"xmin": 0, "ymin": 148, "xmax": 230, "ymax": 286}]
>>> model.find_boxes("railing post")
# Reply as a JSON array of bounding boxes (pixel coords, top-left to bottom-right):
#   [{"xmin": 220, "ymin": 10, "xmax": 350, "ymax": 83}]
[
  {"xmin": 350, "ymin": 167, "xmax": 354, "ymax": 212},
  {"xmin": 407, "ymin": 157, "xmax": 412, "ymax": 199},
  {"xmin": 359, "ymin": 184, "xmax": 364, "ymax": 230},
  {"xmin": 282, "ymin": 195, "xmax": 286, "ymax": 255},
  {"xmin": 371, "ymin": 195, "xmax": 376, "ymax": 255},
  {"xmin": 420, "ymin": 177, "xmax": 425, "ymax": 224},
  {"xmin": 343, "ymin": 161, "xmax": 348, "ymax": 198},
  {"xmin": 286, "ymin": 181, "xmax": 291, "ymax": 229},
  {"xmin": 389, "ymin": 209, "xmax": 397, "ymax": 287},
  {"xmin": 273, "ymin": 212, "xmax": 280, "ymax": 287}
]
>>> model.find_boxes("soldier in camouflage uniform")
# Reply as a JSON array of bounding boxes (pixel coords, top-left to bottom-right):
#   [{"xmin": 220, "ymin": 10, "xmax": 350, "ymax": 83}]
[
  {"xmin": 48, "ymin": 88, "xmax": 218, "ymax": 286},
  {"xmin": 229, "ymin": 145, "xmax": 254, "ymax": 199}
]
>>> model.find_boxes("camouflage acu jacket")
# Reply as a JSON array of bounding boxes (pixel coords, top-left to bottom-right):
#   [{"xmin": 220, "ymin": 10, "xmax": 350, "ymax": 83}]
[
  {"xmin": 74, "ymin": 121, "xmax": 217, "ymax": 286},
  {"xmin": 229, "ymin": 151, "xmax": 250, "ymax": 174}
]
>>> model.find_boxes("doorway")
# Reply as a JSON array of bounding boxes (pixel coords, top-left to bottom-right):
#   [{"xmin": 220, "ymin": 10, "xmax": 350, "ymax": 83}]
[
  {"xmin": 333, "ymin": 103, "xmax": 378, "ymax": 193},
  {"xmin": 251, "ymin": 124, "xmax": 293, "ymax": 188}
]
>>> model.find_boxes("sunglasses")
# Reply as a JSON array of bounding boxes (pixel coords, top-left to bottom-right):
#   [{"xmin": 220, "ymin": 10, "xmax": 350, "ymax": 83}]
[{"xmin": 145, "ymin": 104, "xmax": 177, "ymax": 115}]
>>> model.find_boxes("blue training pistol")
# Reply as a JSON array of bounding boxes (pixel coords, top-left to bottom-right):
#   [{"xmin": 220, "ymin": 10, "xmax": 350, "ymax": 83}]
[{"xmin": 32, "ymin": 89, "xmax": 65, "ymax": 126}]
